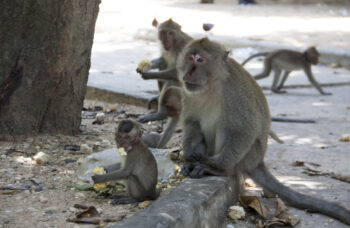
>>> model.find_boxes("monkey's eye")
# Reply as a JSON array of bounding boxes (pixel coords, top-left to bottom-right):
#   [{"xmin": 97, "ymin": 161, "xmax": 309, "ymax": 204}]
[{"xmin": 186, "ymin": 55, "xmax": 194, "ymax": 61}]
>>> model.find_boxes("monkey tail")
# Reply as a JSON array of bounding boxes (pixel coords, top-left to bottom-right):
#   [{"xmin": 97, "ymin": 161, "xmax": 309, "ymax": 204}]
[
  {"xmin": 271, "ymin": 116, "xmax": 316, "ymax": 124},
  {"xmin": 241, "ymin": 52, "xmax": 268, "ymax": 66},
  {"xmin": 249, "ymin": 163, "xmax": 350, "ymax": 225}
]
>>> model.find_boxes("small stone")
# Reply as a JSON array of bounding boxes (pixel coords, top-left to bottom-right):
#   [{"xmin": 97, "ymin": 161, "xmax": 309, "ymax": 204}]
[
  {"xmin": 39, "ymin": 196, "xmax": 48, "ymax": 203},
  {"xmin": 138, "ymin": 201, "xmax": 150, "ymax": 209},
  {"xmin": 33, "ymin": 152, "xmax": 49, "ymax": 165},
  {"xmin": 226, "ymin": 225, "xmax": 235, "ymax": 228},
  {"xmin": 80, "ymin": 144, "xmax": 93, "ymax": 154},
  {"xmin": 74, "ymin": 192, "xmax": 86, "ymax": 199},
  {"xmin": 328, "ymin": 219, "xmax": 334, "ymax": 223},
  {"xmin": 228, "ymin": 206, "xmax": 245, "ymax": 220}
]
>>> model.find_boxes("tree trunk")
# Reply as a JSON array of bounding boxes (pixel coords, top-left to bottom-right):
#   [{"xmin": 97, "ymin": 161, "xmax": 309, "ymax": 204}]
[{"xmin": 0, "ymin": 0, "xmax": 101, "ymax": 136}]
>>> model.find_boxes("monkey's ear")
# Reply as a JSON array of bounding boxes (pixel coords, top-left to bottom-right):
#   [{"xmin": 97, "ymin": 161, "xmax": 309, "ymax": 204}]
[{"xmin": 223, "ymin": 51, "xmax": 230, "ymax": 61}]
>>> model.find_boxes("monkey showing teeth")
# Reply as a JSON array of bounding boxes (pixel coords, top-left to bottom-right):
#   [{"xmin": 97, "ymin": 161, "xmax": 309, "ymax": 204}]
[
  {"xmin": 178, "ymin": 38, "xmax": 350, "ymax": 225},
  {"xmin": 92, "ymin": 120, "xmax": 159, "ymax": 204},
  {"xmin": 242, "ymin": 46, "xmax": 331, "ymax": 95}
]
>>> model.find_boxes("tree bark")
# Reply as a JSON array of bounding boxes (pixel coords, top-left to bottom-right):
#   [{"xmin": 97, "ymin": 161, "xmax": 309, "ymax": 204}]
[{"xmin": 0, "ymin": 0, "xmax": 101, "ymax": 136}]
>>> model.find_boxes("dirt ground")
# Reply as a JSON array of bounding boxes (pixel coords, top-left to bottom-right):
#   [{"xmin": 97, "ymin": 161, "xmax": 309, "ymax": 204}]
[{"xmin": 0, "ymin": 100, "xmax": 184, "ymax": 228}]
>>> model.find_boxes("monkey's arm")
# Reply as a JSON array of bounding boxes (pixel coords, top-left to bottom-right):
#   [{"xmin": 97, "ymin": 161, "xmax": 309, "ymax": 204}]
[
  {"xmin": 157, "ymin": 116, "xmax": 179, "ymax": 148},
  {"xmin": 304, "ymin": 66, "xmax": 332, "ymax": 95},
  {"xmin": 103, "ymin": 163, "xmax": 121, "ymax": 173},
  {"xmin": 92, "ymin": 169, "xmax": 131, "ymax": 183},
  {"xmin": 150, "ymin": 57, "xmax": 166, "ymax": 69},
  {"xmin": 140, "ymin": 68, "xmax": 178, "ymax": 81},
  {"xmin": 137, "ymin": 112, "xmax": 167, "ymax": 123}
]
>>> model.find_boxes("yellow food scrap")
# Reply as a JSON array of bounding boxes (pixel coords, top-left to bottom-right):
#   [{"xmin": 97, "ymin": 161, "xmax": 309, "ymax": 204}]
[
  {"xmin": 118, "ymin": 147, "xmax": 127, "ymax": 156},
  {"xmin": 137, "ymin": 59, "xmax": 152, "ymax": 72},
  {"xmin": 93, "ymin": 166, "xmax": 107, "ymax": 191},
  {"xmin": 93, "ymin": 166, "xmax": 106, "ymax": 174},
  {"xmin": 94, "ymin": 183, "xmax": 107, "ymax": 191}
]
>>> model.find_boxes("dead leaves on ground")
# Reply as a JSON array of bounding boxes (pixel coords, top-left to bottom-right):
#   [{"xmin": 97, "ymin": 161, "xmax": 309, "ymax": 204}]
[
  {"xmin": 66, "ymin": 205, "xmax": 122, "ymax": 227},
  {"xmin": 238, "ymin": 195, "xmax": 299, "ymax": 228},
  {"xmin": 291, "ymin": 160, "xmax": 350, "ymax": 184}
]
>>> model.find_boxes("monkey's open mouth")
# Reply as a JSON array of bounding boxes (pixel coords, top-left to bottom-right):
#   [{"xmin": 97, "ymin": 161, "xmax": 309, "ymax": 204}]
[{"xmin": 189, "ymin": 66, "xmax": 196, "ymax": 75}]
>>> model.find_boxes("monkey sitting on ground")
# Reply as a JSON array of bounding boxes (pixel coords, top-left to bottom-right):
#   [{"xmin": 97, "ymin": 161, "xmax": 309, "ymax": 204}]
[
  {"xmin": 136, "ymin": 18, "xmax": 192, "ymax": 123},
  {"xmin": 178, "ymin": 38, "xmax": 349, "ymax": 224},
  {"xmin": 241, "ymin": 46, "xmax": 331, "ymax": 95},
  {"xmin": 92, "ymin": 120, "xmax": 159, "ymax": 204},
  {"xmin": 141, "ymin": 86, "xmax": 182, "ymax": 148}
]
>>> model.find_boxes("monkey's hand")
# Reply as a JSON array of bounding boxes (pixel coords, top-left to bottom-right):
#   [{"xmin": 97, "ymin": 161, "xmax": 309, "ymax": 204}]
[
  {"xmin": 189, "ymin": 163, "xmax": 209, "ymax": 178},
  {"xmin": 91, "ymin": 174, "xmax": 104, "ymax": 183},
  {"xmin": 137, "ymin": 59, "xmax": 152, "ymax": 73},
  {"xmin": 181, "ymin": 162, "xmax": 194, "ymax": 177}
]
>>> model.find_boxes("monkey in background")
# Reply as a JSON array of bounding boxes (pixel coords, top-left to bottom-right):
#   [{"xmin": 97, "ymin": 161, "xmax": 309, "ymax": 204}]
[
  {"xmin": 241, "ymin": 46, "xmax": 331, "ymax": 95},
  {"xmin": 92, "ymin": 120, "xmax": 159, "ymax": 204},
  {"xmin": 178, "ymin": 38, "xmax": 349, "ymax": 224},
  {"xmin": 141, "ymin": 86, "xmax": 182, "ymax": 148},
  {"xmin": 137, "ymin": 18, "xmax": 192, "ymax": 123}
]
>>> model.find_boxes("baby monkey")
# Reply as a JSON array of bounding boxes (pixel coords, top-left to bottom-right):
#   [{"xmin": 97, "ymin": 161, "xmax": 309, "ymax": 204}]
[
  {"xmin": 92, "ymin": 120, "xmax": 159, "ymax": 204},
  {"xmin": 242, "ymin": 46, "xmax": 331, "ymax": 95}
]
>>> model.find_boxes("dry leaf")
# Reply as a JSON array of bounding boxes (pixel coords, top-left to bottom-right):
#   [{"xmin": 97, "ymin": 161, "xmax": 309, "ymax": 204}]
[
  {"xmin": 76, "ymin": 206, "xmax": 100, "ymax": 218},
  {"xmin": 239, "ymin": 195, "xmax": 269, "ymax": 219},
  {"xmin": 265, "ymin": 197, "xmax": 300, "ymax": 227}
]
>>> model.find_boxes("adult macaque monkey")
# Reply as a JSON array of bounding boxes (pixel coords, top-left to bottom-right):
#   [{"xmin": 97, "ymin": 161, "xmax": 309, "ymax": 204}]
[
  {"xmin": 141, "ymin": 86, "xmax": 182, "ymax": 148},
  {"xmin": 92, "ymin": 120, "xmax": 158, "ymax": 204},
  {"xmin": 241, "ymin": 47, "xmax": 331, "ymax": 95},
  {"xmin": 137, "ymin": 18, "xmax": 192, "ymax": 122},
  {"xmin": 178, "ymin": 38, "xmax": 350, "ymax": 224}
]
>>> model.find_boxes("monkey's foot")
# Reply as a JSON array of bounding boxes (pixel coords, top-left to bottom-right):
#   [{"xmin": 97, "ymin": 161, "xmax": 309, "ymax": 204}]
[
  {"xmin": 322, "ymin": 92, "xmax": 332, "ymax": 95},
  {"xmin": 272, "ymin": 89, "xmax": 287, "ymax": 94},
  {"xmin": 111, "ymin": 197, "xmax": 138, "ymax": 205},
  {"xmin": 137, "ymin": 115, "xmax": 151, "ymax": 123}
]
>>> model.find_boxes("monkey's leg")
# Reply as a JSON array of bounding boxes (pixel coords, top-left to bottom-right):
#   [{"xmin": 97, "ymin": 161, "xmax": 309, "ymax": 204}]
[
  {"xmin": 142, "ymin": 132, "xmax": 161, "ymax": 148},
  {"xmin": 304, "ymin": 67, "xmax": 332, "ymax": 95},
  {"xmin": 104, "ymin": 163, "xmax": 121, "ymax": 173},
  {"xmin": 156, "ymin": 116, "xmax": 179, "ymax": 148},
  {"xmin": 276, "ymin": 71, "xmax": 290, "ymax": 92},
  {"xmin": 140, "ymin": 68, "xmax": 178, "ymax": 81},
  {"xmin": 271, "ymin": 68, "xmax": 287, "ymax": 94},
  {"xmin": 92, "ymin": 169, "xmax": 130, "ymax": 183},
  {"xmin": 137, "ymin": 112, "xmax": 167, "ymax": 123},
  {"xmin": 253, "ymin": 59, "xmax": 272, "ymax": 80},
  {"xmin": 182, "ymin": 121, "xmax": 207, "ymax": 176}
]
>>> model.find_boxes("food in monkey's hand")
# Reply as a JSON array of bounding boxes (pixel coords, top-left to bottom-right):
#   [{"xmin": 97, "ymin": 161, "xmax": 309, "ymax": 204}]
[
  {"xmin": 92, "ymin": 166, "xmax": 107, "ymax": 191},
  {"xmin": 137, "ymin": 59, "xmax": 152, "ymax": 72}
]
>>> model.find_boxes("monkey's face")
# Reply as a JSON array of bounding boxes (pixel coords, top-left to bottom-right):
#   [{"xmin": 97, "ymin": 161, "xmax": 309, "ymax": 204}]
[
  {"xmin": 305, "ymin": 47, "xmax": 319, "ymax": 65},
  {"xmin": 181, "ymin": 53, "xmax": 209, "ymax": 93},
  {"xmin": 159, "ymin": 29, "xmax": 176, "ymax": 51},
  {"xmin": 115, "ymin": 120, "xmax": 142, "ymax": 152}
]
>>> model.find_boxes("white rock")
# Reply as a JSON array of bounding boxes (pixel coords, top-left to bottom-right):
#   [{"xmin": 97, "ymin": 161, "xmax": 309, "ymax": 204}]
[
  {"xmin": 228, "ymin": 206, "xmax": 245, "ymax": 220},
  {"xmin": 33, "ymin": 152, "xmax": 49, "ymax": 165},
  {"xmin": 80, "ymin": 144, "xmax": 93, "ymax": 154}
]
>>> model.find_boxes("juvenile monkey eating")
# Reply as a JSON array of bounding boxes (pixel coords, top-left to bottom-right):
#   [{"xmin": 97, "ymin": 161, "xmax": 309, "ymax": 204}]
[
  {"xmin": 241, "ymin": 47, "xmax": 331, "ymax": 95},
  {"xmin": 137, "ymin": 18, "xmax": 192, "ymax": 123},
  {"xmin": 92, "ymin": 120, "xmax": 159, "ymax": 204},
  {"xmin": 178, "ymin": 38, "xmax": 350, "ymax": 224}
]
